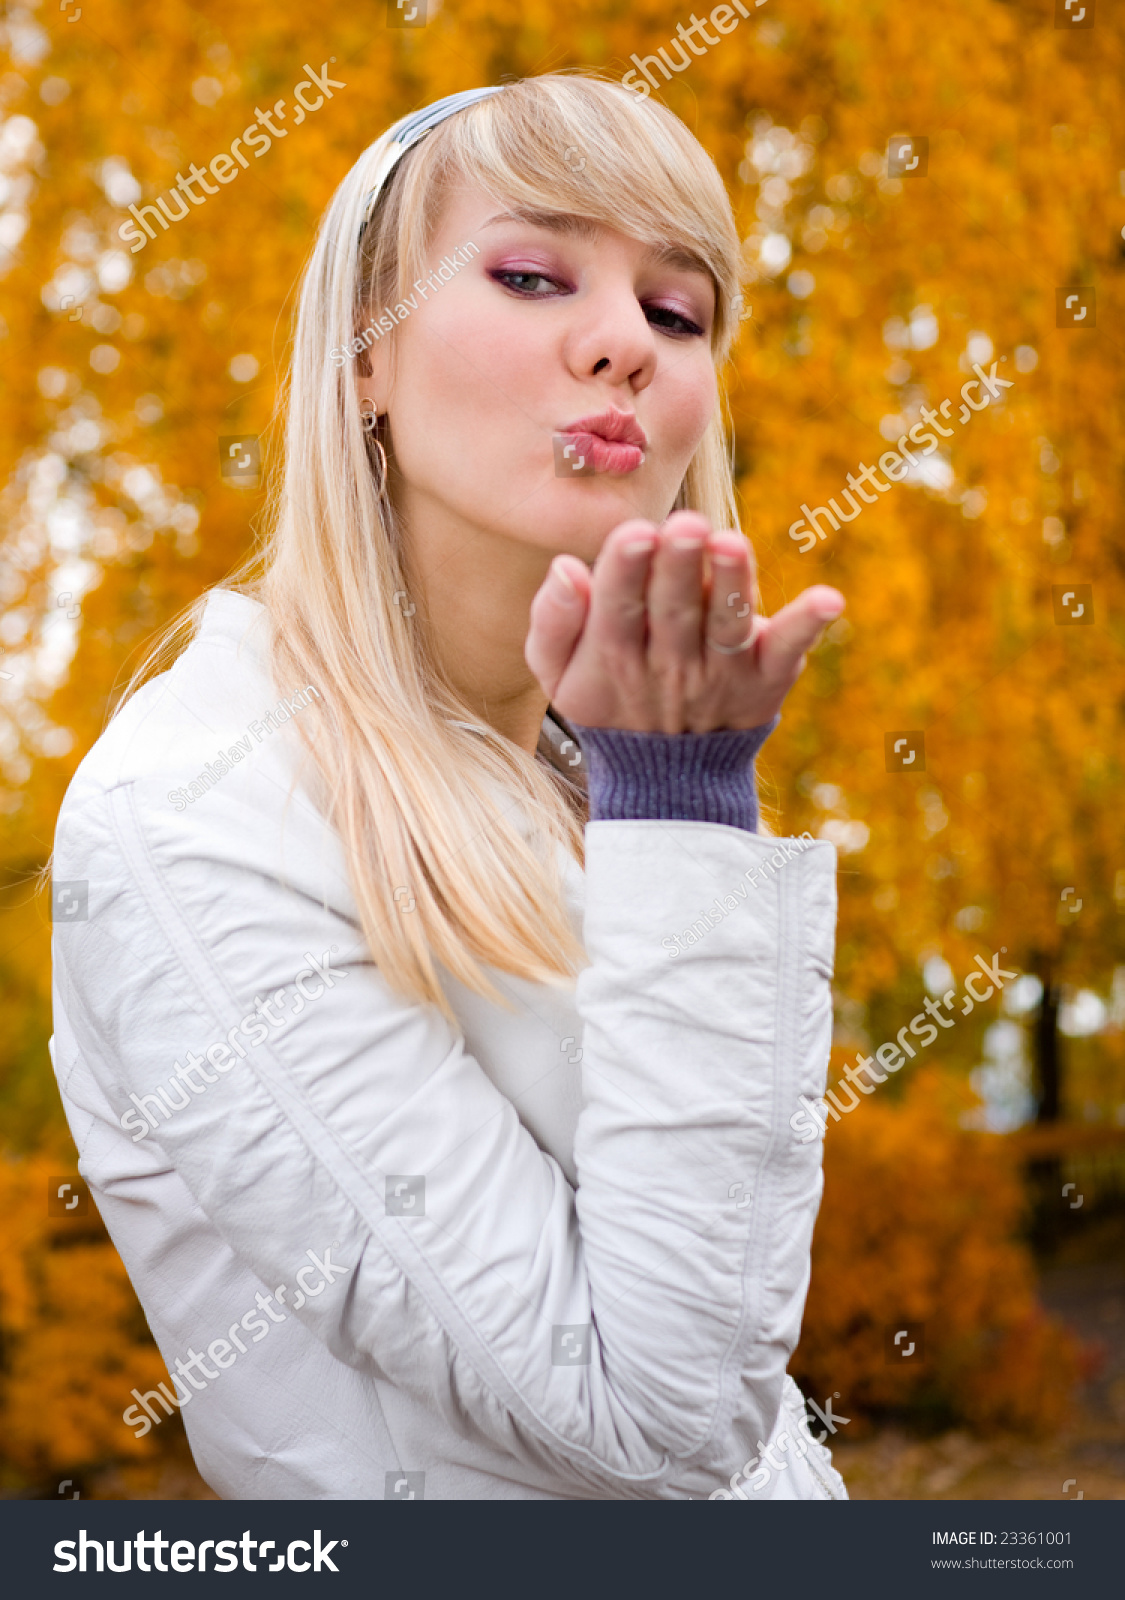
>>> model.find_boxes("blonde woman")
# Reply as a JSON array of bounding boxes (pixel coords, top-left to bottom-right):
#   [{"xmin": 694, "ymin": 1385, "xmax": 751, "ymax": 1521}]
[{"xmin": 50, "ymin": 75, "xmax": 847, "ymax": 1502}]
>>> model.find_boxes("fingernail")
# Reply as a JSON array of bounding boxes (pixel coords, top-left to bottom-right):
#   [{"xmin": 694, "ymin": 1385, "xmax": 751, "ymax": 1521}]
[
  {"xmin": 622, "ymin": 536, "xmax": 656, "ymax": 556},
  {"xmin": 710, "ymin": 535, "xmax": 746, "ymax": 566},
  {"xmin": 671, "ymin": 532, "xmax": 706, "ymax": 549},
  {"xmin": 550, "ymin": 560, "xmax": 579, "ymax": 598}
]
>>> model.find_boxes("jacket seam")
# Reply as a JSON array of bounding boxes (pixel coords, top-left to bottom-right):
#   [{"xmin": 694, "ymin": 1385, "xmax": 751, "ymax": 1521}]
[
  {"xmin": 735, "ymin": 836, "xmax": 796, "ymax": 1448},
  {"xmin": 701, "ymin": 846, "xmax": 812, "ymax": 1471}
]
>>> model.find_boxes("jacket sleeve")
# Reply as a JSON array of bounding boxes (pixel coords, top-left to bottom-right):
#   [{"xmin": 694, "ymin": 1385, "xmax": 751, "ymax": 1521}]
[{"xmin": 52, "ymin": 772, "xmax": 835, "ymax": 1498}]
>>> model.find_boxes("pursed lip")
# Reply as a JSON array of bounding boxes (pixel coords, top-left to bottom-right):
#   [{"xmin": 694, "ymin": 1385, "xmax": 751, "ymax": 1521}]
[{"xmin": 556, "ymin": 409, "xmax": 648, "ymax": 452}]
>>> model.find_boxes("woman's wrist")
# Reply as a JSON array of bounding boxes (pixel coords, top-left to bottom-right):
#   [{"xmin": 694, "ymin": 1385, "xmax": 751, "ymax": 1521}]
[{"xmin": 567, "ymin": 715, "xmax": 780, "ymax": 834}]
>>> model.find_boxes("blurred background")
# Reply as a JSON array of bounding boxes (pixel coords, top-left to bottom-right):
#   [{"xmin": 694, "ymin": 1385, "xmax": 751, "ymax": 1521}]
[{"xmin": 0, "ymin": 0, "xmax": 1122, "ymax": 1500}]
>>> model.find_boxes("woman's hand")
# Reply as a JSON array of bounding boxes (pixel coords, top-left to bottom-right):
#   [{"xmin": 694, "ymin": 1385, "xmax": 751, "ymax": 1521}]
[{"xmin": 525, "ymin": 510, "xmax": 845, "ymax": 733}]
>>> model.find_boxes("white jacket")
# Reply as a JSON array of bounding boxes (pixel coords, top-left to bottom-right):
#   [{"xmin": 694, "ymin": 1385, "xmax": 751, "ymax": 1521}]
[{"xmin": 49, "ymin": 588, "xmax": 846, "ymax": 1501}]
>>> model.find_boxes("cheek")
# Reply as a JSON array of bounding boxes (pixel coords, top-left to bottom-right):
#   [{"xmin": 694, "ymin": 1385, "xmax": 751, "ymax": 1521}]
[
  {"xmin": 397, "ymin": 297, "xmax": 537, "ymax": 439},
  {"xmin": 646, "ymin": 366, "xmax": 716, "ymax": 476},
  {"xmin": 661, "ymin": 361, "xmax": 718, "ymax": 457},
  {"xmin": 386, "ymin": 305, "xmax": 544, "ymax": 495}
]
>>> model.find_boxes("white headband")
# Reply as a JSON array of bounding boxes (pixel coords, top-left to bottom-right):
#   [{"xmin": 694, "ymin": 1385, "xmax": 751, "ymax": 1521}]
[{"xmin": 357, "ymin": 84, "xmax": 506, "ymax": 244}]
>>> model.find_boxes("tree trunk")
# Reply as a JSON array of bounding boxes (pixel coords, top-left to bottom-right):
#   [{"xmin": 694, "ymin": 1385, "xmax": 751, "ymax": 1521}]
[
  {"xmin": 1028, "ymin": 955, "xmax": 1063, "ymax": 1254},
  {"xmin": 1032, "ymin": 957, "xmax": 1062, "ymax": 1123}
]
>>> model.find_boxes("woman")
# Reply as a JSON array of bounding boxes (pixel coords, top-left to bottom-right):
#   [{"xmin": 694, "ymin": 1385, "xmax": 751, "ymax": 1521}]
[{"xmin": 50, "ymin": 74, "xmax": 847, "ymax": 1500}]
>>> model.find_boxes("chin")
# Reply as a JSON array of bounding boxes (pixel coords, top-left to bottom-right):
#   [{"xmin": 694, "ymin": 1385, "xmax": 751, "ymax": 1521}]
[{"xmin": 530, "ymin": 482, "xmax": 664, "ymax": 559}]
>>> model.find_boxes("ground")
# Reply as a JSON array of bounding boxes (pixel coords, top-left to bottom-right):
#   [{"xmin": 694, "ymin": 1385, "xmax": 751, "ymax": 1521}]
[{"xmin": 832, "ymin": 1227, "xmax": 1125, "ymax": 1501}]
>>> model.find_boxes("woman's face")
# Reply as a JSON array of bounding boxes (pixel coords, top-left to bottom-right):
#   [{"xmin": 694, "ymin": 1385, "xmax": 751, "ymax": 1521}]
[{"xmin": 359, "ymin": 179, "xmax": 720, "ymax": 567}]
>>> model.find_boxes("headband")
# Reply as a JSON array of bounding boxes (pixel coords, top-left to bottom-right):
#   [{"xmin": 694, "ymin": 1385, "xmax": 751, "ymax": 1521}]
[{"xmin": 357, "ymin": 84, "xmax": 507, "ymax": 244}]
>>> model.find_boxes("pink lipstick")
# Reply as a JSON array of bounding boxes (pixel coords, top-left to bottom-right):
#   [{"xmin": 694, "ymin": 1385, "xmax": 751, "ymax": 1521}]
[{"xmin": 555, "ymin": 409, "xmax": 648, "ymax": 475}]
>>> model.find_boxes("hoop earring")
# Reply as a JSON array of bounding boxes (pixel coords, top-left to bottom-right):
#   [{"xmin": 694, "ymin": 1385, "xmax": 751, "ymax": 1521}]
[{"xmin": 359, "ymin": 398, "xmax": 389, "ymax": 497}]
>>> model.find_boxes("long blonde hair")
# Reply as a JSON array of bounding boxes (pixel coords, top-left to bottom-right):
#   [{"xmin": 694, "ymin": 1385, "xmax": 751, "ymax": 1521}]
[{"xmin": 126, "ymin": 74, "xmax": 747, "ymax": 1022}]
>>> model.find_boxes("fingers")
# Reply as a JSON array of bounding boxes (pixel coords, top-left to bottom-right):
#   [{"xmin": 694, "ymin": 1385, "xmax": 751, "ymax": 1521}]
[
  {"xmin": 703, "ymin": 530, "xmax": 758, "ymax": 651},
  {"xmin": 524, "ymin": 555, "xmax": 592, "ymax": 696},
  {"xmin": 755, "ymin": 585, "xmax": 846, "ymax": 684},
  {"xmin": 645, "ymin": 510, "xmax": 711, "ymax": 667},
  {"xmin": 527, "ymin": 524, "xmax": 845, "ymax": 730},
  {"xmin": 583, "ymin": 518, "xmax": 659, "ymax": 656}
]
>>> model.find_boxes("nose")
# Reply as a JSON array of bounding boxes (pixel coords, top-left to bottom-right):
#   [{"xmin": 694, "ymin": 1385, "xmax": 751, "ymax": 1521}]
[{"xmin": 564, "ymin": 283, "xmax": 657, "ymax": 395}]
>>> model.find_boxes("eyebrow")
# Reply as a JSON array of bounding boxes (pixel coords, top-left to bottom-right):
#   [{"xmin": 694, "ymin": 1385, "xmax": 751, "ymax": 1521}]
[{"xmin": 479, "ymin": 208, "xmax": 712, "ymax": 279}]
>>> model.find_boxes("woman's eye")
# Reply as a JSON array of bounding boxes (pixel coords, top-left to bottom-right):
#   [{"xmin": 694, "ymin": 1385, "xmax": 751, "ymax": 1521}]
[
  {"xmin": 645, "ymin": 304, "xmax": 705, "ymax": 337},
  {"xmin": 493, "ymin": 270, "xmax": 565, "ymax": 296},
  {"xmin": 492, "ymin": 270, "xmax": 705, "ymax": 335}
]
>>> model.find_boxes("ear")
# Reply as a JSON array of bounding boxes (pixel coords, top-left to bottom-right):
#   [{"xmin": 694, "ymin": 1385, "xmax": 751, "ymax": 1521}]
[{"xmin": 351, "ymin": 320, "xmax": 393, "ymax": 413}]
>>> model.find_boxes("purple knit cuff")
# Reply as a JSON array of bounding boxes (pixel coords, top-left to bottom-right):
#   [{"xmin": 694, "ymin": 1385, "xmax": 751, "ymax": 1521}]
[{"xmin": 567, "ymin": 715, "xmax": 780, "ymax": 834}]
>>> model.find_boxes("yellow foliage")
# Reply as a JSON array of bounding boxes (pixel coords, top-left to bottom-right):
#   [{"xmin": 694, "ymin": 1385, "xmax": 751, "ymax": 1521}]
[
  {"xmin": 793, "ymin": 1069, "xmax": 1082, "ymax": 1435},
  {"xmin": 0, "ymin": 1157, "xmax": 165, "ymax": 1488}
]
